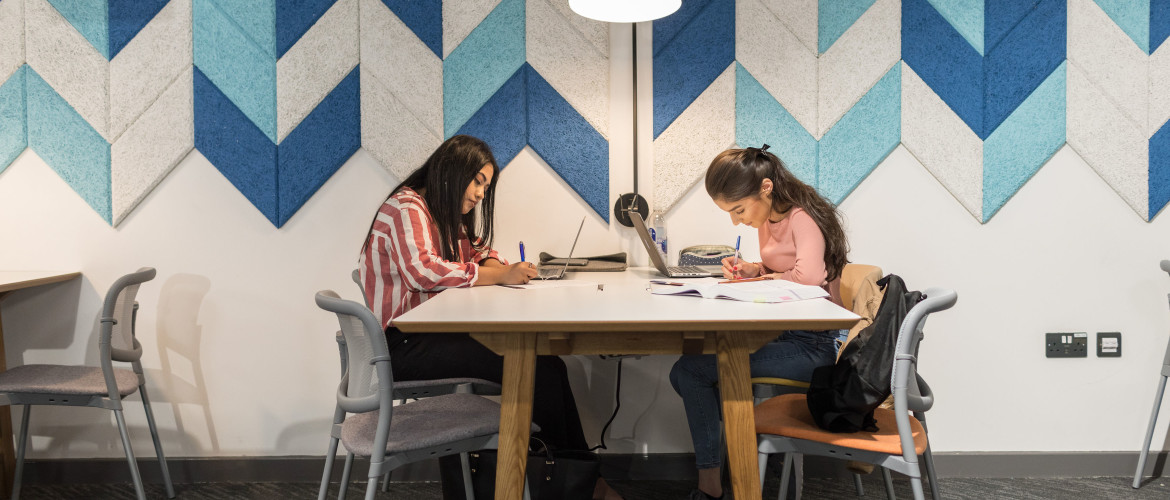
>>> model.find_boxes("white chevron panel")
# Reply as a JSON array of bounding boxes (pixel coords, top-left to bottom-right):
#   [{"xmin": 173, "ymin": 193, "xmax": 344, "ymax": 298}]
[
  {"xmin": 653, "ymin": 64, "xmax": 735, "ymax": 213},
  {"xmin": 1150, "ymin": 42, "xmax": 1170, "ymax": 138},
  {"xmin": 1067, "ymin": 0, "xmax": 1147, "ymax": 133},
  {"xmin": 1067, "ymin": 61, "xmax": 1149, "ymax": 219},
  {"xmin": 111, "ymin": 67, "xmax": 194, "ymax": 225},
  {"xmin": 110, "ymin": 0, "xmax": 192, "ymax": 141},
  {"xmin": 817, "ymin": 0, "xmax": 899, "ymax": 138},
  {"xmin": 361, "ymin": 68, "xmax": 441, "ymax": 180},
  {"xmin": 0, "ymin": 0, "xmax": 23, "ymax": 83},
  {"xmin": 901, "ymin": 62, "xmax": 983, "ymax": 220},
  {"xmin": 361, "ymin": 0, "xmax": 442, "ymax": 140},
  {"xmin": 277, "ymin": 0, "xmax": 358, "ymax": 143},
  {"xmin": 26, "ymin": 0, "xmax": 110, "ymax": 140},
  {"xmin": 527, "ymin": 0, "xmax": 609, "ymax": 139},
  {"xmin": 544, "ymin": 0, "xmax": 608, "ymax": 57},
  {"xmin": 736, "ymin": 0, "xmax": 816, "ymax": 135},
  {"xmin": 443, "ymin": 0, "xmax": 500, "ymax": 58},
  {"xmin": 759, "ymin": 0, "xmax": 817, "ymax": 55}
]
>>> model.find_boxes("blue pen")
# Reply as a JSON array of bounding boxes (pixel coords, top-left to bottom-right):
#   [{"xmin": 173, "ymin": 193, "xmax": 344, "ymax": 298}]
[
  {"xmin": 733, "ymin": 235, "xmax": 741, "ymax": 278},
  {"xmin": 519, "ymin": 241, "xmax": 526, "ymax": 262}
]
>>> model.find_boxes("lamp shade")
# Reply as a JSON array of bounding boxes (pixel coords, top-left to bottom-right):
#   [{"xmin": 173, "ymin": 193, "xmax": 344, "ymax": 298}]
[{"xmin": 568, "ymin": 0, "xmax": 681, "ymax": 23}]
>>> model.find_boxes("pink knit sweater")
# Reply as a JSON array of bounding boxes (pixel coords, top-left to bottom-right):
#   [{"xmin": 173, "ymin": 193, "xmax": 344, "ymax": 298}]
[{"xmin": 757, "ymin": 207, "xmax": 842, "ymax": 306}]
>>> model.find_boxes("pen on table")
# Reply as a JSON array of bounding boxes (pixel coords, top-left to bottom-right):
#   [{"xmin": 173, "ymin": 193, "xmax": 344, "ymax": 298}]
[
  {"xmin": 519, "ymin": 241, "xmax": 526, "ymax": 262},
  {"xmin": 732, "ymin": 235, "xmax": 741, "ymax": 279},
  {"xmin": 718, "ymin": 276, "xmax": 770, "ymax": 284}
]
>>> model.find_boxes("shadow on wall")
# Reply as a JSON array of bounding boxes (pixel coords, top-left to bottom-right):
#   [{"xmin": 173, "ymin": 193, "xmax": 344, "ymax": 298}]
[
  {"xmin": 2, "ymin": 277, "xmax": 86, "ymax": 358},
  {"xmin": 155, "ymin": 273, "xmax": 218, "ymax": 455}
]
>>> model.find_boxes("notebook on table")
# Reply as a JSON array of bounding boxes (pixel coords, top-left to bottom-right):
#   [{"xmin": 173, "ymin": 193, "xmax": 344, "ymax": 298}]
[
  {"xmin": 629, "ymin": 212, "xmax": 722, "ymax": 278},
  {"xmin": 537, "ymin": 216, "xmax": 586, "ymax": 280}
]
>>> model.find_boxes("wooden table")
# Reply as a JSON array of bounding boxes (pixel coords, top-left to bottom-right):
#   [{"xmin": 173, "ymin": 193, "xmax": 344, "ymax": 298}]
[
  {"xmin": 394, "ymin": 268, "xmax": 859, "ymax": 500},
  {"xmin": 0, "ymin": 271, "xmax": 82, "ymax": 498}
]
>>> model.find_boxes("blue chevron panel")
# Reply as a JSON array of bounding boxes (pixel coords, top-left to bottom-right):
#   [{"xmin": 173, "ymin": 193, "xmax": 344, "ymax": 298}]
[
  {"xmin": 903, "ymin": 0, "xmax": 984, "ymax": 137},
  {"xmin": 194, "ymin": 0, "xmax": 277, "ymax": 142},
  {"xmin": 653, "ymin": 0, "xmax": 711, "ymax": 57},
  {"xmin": 652, "ymin": 0, "xmax": 734, "ymax": 139},
  {"xmin": 735, "ymin": 64, "xmax": 817, "ymax": 186},
  {"xmin": 0, "ymin": 66, "xmax": 25, "ymax": 175},
  {"xmin": 983, "ymin": 0, "xmax": 1065, "ymax": 139},
  {"xmin": 276, "ymin": 0, "xmax": 336, "ymax": 58},
  {"xmin": 47, "ymin": 0, "xmax": 109, "ymax": 59},
  {"xmin": 194, "ymin": 66, "xmax": 278, "ymax": 225},
  {"xmin": 525, "ymin": 66, "xmax": 609, "ymax": 222},
  {"xmin": 1154, "ymin": 0, "xmax": 1170, "ymax": 53},
  {"xmin": 1152, "ymin": 121, "xmax": 1170, "ymax": 218},
  {"xmin": 443, "ymin": 0, "xmax": 525, "ymax": 137},
  {"xmin": 382, "ymin": 0, "xmax": 442, "ymax": 59},
  {"xmin": 277, "ymin": 66, "xmax": 360, "ymax": 226},
  {"xmin": 109, "ymin": 0, "xmax": 169, "ymax": 58},
  {"xmin": 985, "ymin": 0, "xmax": 1043, "ymax": 53},
  {"xmin": 26, "ymin": 67, "xmax": 112, "ymax": 223},
  {"xmin": 817, "ymin": 64, "xmax": 901, "ymax": 204},
  {"xmin": 211, "ymin": 0, "xmax": 275, "ymax": 56},
  {"xmin": 983, "ymin": 63, "xmax": 1065, "ymax": 221},
  {"xmin": 456, "ymin": 66, "xmax": 528, "ymax": 168},
  {"xmin": 926, "ymin": 0, "xmax": 984, "ymax": 54}
]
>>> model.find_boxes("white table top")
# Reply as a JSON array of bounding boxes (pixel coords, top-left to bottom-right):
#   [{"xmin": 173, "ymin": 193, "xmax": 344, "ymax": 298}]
[
  {"xmin": 394, "ymin": 268, "xmax": 860, "ymax": 333},
  {"xmin": 0, "ymin": 271, "xmax": 81, "ymax": 294}
]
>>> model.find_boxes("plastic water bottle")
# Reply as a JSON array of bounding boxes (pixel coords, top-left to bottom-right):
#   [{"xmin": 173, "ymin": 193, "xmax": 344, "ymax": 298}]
[{"xmin": 650, "ymin": 212, "xmax": 668, "ymax": 263}]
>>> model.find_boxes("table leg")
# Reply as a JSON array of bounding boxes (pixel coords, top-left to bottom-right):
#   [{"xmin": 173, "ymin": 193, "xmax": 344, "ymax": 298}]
[
  {"xmin": 716, "ymin": 331, "xmax": 761, "ymax": 500},
  {"xmin": 495, "ymin": 333, "xmax": 537, "ymax": 500},
  {"xmin": 0, "ymin": 296, "xmax": 13, "ymax": 499}
]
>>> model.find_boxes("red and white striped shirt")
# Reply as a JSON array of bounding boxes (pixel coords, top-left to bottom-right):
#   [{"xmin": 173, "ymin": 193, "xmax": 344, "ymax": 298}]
[{"xmin": 358, "ymin": 187, "xmax": 503, "ymax": 330}]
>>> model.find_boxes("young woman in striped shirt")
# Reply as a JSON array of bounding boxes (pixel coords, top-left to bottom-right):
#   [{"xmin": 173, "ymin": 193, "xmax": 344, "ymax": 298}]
[{"xmin": 357, "ymin": 135, "xmax": 622, "ymax": 499}]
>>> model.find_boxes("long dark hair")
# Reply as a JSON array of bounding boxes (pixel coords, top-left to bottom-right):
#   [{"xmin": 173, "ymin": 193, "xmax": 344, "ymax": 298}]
[
  {"xmin": 361, "ymin": 135, "xmax": 499, "ymax": 261},
  {"xmin": 704, "ymin": 146, "xmax": 849, "ymax": 282}
]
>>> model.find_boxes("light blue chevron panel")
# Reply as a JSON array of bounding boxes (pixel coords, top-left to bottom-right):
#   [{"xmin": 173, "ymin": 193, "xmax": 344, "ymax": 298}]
[
  {"xmin": 442, "ymin": 0, "xmax": 524, "ymax": 137},
  {"xmin": 26, "ymin": 66, "xmax": 111, "ymax": 223},
  {"xmin": 0, "ymin": 66, "xmax": 26, "ymax": 174},
  {"xmin": 818, "ymin": 64, "xmax": 901, "ymax": 204},
  {"xmin": 983, "ymin": 62, "xmax": 1065, "ymax": 221},
  {"xmin": 46, "ymin": 0, "xmax": 109, "ymax": 59},
  {"xmin": 194, "ymin": 0, "xmax": 277, "ymax": 142},
  {"xmin": 735, "ymin": 64, "xmax": 816, "ymax": 186},
  {"xmin": 819, "ymin": 0, "xmax": 876, "ymax": 54},
  {"xmin": 439, "ymin": 0, "xmax": 611, "ymax": 221}
]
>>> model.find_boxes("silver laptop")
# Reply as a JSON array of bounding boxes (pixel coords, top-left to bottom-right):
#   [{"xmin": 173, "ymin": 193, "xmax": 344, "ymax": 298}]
[
  {"xmin": 629, "ymin": 212, "xmax": 722, "ymax": 278},
  {"xmin": 538, "ymin": 216, "xmax": 586, "ymax": 280}
]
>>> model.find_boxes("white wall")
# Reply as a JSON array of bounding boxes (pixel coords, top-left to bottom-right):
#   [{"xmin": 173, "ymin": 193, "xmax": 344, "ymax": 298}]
[{"xmin": 2, "ymin": 21, "xmax": 1170, "ymax": 460}]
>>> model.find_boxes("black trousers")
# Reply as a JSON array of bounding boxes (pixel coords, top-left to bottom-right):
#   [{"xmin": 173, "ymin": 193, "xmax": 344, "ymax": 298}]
[{"xmin": 386, "ymin": 327, "xmax": 589, "ymax": 451}]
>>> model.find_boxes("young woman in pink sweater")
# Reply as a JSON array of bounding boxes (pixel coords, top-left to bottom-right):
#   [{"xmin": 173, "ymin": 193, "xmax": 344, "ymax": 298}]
[{"xmin": 671, "ymin": 145, "xmax": 849, "ymax": 500}]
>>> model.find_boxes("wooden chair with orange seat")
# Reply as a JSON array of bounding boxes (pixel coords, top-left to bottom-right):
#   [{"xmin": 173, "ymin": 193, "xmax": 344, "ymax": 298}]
[
  {"xmin": 755, "ymin": 286, "xmax": 957, "ymax": 500},
  {"xmin": 750, "ymin": 263, "xmax": 885, "ymax": 497}
]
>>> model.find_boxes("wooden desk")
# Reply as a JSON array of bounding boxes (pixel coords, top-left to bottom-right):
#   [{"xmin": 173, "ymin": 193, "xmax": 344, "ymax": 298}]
[
  {"xmin": 394, "ymin": 269, "xmax": 859, "ymax": 500},
  {"xmin": 0, "ymin": 271, "xmax": 82, "ymax": 498}
]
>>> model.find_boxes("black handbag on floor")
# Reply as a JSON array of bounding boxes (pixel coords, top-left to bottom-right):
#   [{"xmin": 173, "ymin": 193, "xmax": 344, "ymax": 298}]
[{"xmin": 439, "ymin": 438, "xmax": 599, "ymax": 500}]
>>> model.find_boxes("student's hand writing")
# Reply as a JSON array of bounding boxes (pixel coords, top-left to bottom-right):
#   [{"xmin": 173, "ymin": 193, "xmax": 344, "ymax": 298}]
[
  {"xmin": 721, "ymin": 257, "xmax": 760, "ymax": 279},
  {"xmin": 504, "ymin": 262, "xmax": 539, "ymax": 284}
]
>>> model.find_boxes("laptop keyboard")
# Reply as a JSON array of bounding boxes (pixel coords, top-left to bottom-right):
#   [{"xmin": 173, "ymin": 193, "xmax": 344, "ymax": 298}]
[
  {"xmin": 538, "ymin": 267, "xmax": 565, "ymax": 279},
  {"xmin": 668, "ymin": 266, "xmax": 711, "ymax": 275}
]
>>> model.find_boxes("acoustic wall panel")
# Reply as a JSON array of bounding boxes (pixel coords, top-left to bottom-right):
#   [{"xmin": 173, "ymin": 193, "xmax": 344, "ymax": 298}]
[
  {"xmin": 0, "ymin": 0, "xmax": 25, "ymax": 176},
  {"xmin": 195, "ymin": 0, "xmax": 359, "ymax": 227},
  {"xmin": 654, "ymin": 0, "xmax": 899, "ymax": 213}
]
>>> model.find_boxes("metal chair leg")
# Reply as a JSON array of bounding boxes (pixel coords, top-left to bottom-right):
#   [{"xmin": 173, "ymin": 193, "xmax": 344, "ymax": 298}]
[
  {"xmin": 318, "ymin": 437, "xmax": 340, "ymax": 500},
  {"xmin": 114, "ymin": 409, "xmax": 147, "ymax": 500},
  {"xmin": 381, "ymin": 470, "xmax": 390, "ymax": 492},
  {"xmin": 778, "ymin": 453, "xmax": 794, "ymax": 500},
  {"xmin": 338, "ymin": 452, "xmax": 354, "ymax": 500},
  {"xmin": 1135, "ymin": 375, "xmax": 1168, "ymax": 488},
  {"xmin": 461, "ymin": 452, "xmax": 476, "ymax": 500},
  {"xmin": 881, "ymin": 466, "xmax": 896, "ymax": 500},
  {"xmin": 852, "ymin": 472, "xmax": 865, "ymax": 496},
  {"xmin": 922, "ymin": 445, "xmax": 940, "ymax": 499},
  {"xmin": 138, "ymin": 385, "xmax": 175, "ymax": 498},
  {"xmin": 11, "ymin": 406, "xmax": 30, "ymax": 500},
  {"xmin": 758, "ymin": 452, "xmax": 768, "ymax": 488},
  {"xmin": 910, "ymin": 476, "xmax": 926, "ymax": 500}
]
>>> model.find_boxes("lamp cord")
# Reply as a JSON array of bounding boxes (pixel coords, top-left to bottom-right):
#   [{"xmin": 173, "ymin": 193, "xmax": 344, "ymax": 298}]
[{"xmin": 590, "ymin": 357, "xmax": 623, "ymax": 452}]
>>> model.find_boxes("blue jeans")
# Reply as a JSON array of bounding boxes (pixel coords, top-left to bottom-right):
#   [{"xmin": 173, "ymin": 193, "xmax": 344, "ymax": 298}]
[{"xmin": 669, "ymin": 329, "xmax": 844, "ymax": 469}]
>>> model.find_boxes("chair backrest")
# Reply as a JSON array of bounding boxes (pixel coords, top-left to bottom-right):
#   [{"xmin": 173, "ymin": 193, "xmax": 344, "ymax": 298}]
[
  {"xmin": 890, "ymin": 287, "xmax": 957, "ymax": 417},
  {"xmin": 351, "ymin": 269, "xmax": 369, "ymax": 304},
  {"xmin": 1161, "ymin": 260, "xmax": 1170, "ymax": 368},
  {"xmin": 101, "ymin": 268, "xmax": 156, "ymax": 363},
  {"xmin": 315, "ymin": 290, "xmax": 391, "ymax": 415},
  {"xmin": 840, "ymin": 263, "xmax": 882, "ymax": 311}
]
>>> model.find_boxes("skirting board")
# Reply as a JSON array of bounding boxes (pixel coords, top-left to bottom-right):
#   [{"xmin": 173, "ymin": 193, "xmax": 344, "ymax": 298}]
[{"xmin": 21, "ymin": 451, "xmax": 1170, "ymax": 485}]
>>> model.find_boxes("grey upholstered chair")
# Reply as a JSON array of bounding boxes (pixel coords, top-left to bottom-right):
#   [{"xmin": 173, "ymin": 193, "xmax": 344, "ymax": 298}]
[
  {"xmin": 315, "ymin": 290, "xmax": 530, "ymax": 500},
  {"xmin": 756, "ymin": 288, "xmax": 957, "ymax": 500},
  {"xmin": 1134, "ymin": 260, "xmax": 1170, "ymax": 488},
  {"xmin": 0, "ymin": 267, "xmax": 174, "ymax": 500}
]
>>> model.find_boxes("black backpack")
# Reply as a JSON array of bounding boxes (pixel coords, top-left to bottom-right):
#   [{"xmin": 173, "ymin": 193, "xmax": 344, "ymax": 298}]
[{"xmin": 806, "ymin": 274, "xmax": 922, "ymax": 432}]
